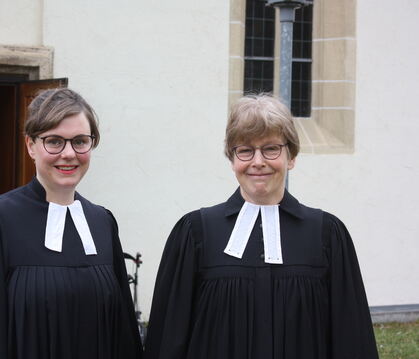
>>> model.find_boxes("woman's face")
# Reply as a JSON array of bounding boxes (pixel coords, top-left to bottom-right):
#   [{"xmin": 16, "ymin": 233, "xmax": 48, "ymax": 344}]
[
  {"xmin": 232, "ymin": 135, "xmax": 295, "ymax": 205},
  {"xmin": 26, "ymin": 112, "xmax": 92, "ymax": 198}
]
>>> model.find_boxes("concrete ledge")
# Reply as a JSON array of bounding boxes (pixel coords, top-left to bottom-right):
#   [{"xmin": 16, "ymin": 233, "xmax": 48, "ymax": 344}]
[
  {"xmin": 0, "ymin": 45, "xmax": 53, "ymax": 79},
  {"xmin": 370, "ymin": 304, "xmax": 419, "ymax": 324}
]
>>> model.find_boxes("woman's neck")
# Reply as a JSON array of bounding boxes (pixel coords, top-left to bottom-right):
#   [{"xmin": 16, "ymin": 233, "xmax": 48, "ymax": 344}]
[
  {"xmin": 37, "ymin": 177, "xmax": 76, "ymax": 205},
  {"xmin": 46, "ymin": 191, "xmax": 75, "ymax": 205},
  {"xmin": 240, "ymin": 187, "xmax": 285, "ymax": 206}
]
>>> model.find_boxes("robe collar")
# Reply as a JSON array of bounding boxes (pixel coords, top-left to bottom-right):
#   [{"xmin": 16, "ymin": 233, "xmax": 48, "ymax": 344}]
[
  {"xmin": 224, "ymin": 187, "xmax": 305, "ymax": 220},
  {"xmin": 26, "ymin": 177, "xmax": 97, "ymax": 255}
]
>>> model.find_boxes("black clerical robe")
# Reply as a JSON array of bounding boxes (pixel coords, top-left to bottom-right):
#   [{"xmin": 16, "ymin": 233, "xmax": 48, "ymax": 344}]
[
  {"xmin": 145, "ymin": 188, "xmax": 378, "ymax": 359},
  {"xmin": 0, "ymin": 178, "xmax": 142, "ymax": 359}
]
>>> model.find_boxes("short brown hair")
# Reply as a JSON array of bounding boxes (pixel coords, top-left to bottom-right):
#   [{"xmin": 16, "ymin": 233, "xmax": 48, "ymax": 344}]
[
  {"xmin": 224, "ymin": 94, "xmax": 299, "ymax": 160},
  {"xmin": 25, "ymin": 88, "xmax": 100, "ymax": 148}
]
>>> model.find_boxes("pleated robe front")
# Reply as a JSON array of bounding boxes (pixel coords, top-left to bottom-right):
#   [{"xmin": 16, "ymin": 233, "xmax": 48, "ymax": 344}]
[
  {"xmin": 0, "ymin": 178, "xmax": 142, "ymax": 359},
  {"xmin": 145, "ymin": 188, "xmax": 378, "ymax": 359}
]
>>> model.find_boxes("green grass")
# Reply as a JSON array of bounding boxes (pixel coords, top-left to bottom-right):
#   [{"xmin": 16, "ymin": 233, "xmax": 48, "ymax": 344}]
[{"xmin": 374, "ymin": 320, "xmax": 419, "ymax": 359}]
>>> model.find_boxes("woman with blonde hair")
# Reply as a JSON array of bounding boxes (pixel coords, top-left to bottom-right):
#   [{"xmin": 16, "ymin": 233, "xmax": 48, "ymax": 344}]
[{"xmin": 145, "ymin": 94, "xmax": 378, "ymax": 359}]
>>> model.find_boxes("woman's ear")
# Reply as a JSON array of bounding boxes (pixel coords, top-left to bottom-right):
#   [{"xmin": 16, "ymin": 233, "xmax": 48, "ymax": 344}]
[
  {"xmin": 25, "ymin": 135, "xmax": 36, "ymax": 160},
  {"xmin": 287, "ymin": 157, "xmax": 296, "ymax": 170}
]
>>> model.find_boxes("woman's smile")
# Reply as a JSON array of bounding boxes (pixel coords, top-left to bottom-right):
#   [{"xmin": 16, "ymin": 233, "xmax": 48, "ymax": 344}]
[
  {"xmin": 55, "ymin": 165, "xmax": 79, "ymax": 175},
  {"xmin": 232, "ymin": 135, "xmax": 295, "ymax": 205},
  {"xmin": 26, "ymin": 113, "xmax": 92, "ymax": 204},
  {"xmin": 247, "ymin": 172, "xmax": 273, "ymax": 177}
]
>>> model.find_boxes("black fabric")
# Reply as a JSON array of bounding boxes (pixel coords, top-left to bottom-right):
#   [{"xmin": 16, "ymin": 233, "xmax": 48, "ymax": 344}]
[
  {"xmin": 145, "ymin": 188, "xmax": 378, "ymax": 359},
  {"xmin": 0, "ymin": 178, "xmax": 142, "ymax": 359}
]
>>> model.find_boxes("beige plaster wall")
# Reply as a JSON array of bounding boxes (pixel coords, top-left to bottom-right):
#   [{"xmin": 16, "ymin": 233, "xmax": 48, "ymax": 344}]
[
  {"xmin": 292, "ymin": 0, "xmax": 419, "ymax": 306},
  {"xmin": 41, "ymin": 0, "xmax": 232, "ymax": 318},
  {"xmin": 0, "ymin": 0, "xmax": 43, "ymax": 46}
]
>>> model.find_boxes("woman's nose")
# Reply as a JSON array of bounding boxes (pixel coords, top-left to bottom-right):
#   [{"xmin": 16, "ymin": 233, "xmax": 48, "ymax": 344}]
[
  {"xmin": 60, "ymin": 141, "xmax": 76, "ymax": 158},
  {"xmin": 252, "ymin": 149, "xmax": 265, "ymax": 165}
]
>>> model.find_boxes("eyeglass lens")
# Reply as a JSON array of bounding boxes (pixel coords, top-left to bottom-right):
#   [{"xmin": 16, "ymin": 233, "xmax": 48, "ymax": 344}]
[
  {"xmin": 42, "ymin": 135, "xmax": 93, "ymax": 154},
  {"xmin": 234, "ymin": 144, "xmax": 284, "ymax": 160}
]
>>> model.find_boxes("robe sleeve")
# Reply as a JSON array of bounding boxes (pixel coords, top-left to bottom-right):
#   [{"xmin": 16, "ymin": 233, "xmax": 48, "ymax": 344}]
[
  {"xmin": 107, "ymin": 209, "xmax": 143, "ymax": 359},
  {"xmin": 327, "ymin": 213, "xmax": 379, "ymax": 359},
  {"xmin": 0, "ymin": 228, "xmax": 7, "ymax": 358},
  {"xmin": 144, "ymin": 212, "xmax": 200, "ymax": 359}
]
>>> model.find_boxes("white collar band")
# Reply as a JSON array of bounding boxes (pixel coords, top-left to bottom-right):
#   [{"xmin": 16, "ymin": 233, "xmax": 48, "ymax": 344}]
[
  {"xmin": 224, "ymin": 201, "xmax": 283, "ymax": 264},
  {"xmin": 45, "ymin": 200, "xmax": 97, "ymax": 255}
]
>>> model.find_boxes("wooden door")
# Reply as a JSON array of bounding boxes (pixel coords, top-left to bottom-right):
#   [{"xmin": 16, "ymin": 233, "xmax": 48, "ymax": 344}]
[
  {"xmin": 0, "ymin": 84, "xmax": 18, "ymax": 193},
  {"xmin": 0, "ymin": 78, "xmax": 68, "ymax": 194}
]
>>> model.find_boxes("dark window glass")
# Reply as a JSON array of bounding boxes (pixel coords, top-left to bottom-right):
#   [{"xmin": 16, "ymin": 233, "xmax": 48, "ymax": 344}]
[
  {"xmin": 244, "ymin": 60, "xmax": 274, "ymax": 93},
  {"xmin": 291, "ymin": 61, "xmax": 311, "ymax": 117},
  {"xmin": 291, "ymin": 3, "xmax": 313, "ymax": 117},
  {"xmin": 244, "ymin": 1, "xmax": 313, "ymax": 117},
  {"xmin": 244, "ymin": 0, "xmax": 275, "ymax": 94},
  {"xmin": 292, "ymin": 5, "xmax": 312, "ymax": 60}
]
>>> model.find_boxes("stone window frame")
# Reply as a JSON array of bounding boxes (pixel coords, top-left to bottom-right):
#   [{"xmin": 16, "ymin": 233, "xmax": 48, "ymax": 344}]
[
  {"xmin": 0, "ymin": 45, "xmax": 53, "ymax": 80},
  {"xmin": 229, "ymin": 0, "xmax": 356, "ymax": 154}
]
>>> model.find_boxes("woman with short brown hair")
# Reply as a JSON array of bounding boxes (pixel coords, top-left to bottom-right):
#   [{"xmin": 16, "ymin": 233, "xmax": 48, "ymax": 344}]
[{"xmin": 0, "ymin": 88, "xmax": 142, "ymax": 359}]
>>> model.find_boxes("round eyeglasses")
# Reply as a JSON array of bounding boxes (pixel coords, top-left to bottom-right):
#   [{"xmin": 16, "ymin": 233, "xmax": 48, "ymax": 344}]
[
  {"xmin": 232, "ymin": 143, "xmax": 288, "ymax": 161},
  {"xmin": 37, "ymin": 135, "xmax": 95, "ymax": 154}
]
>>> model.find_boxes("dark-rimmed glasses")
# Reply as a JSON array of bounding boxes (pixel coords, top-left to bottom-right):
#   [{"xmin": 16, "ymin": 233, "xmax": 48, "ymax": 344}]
[
  {"xmin": 37, "ymin": 135, "xmax": 95, "ymax": 154},
  {"xmin": 232, "ymin": 144, "xmax": 288, "ymax": 161}
]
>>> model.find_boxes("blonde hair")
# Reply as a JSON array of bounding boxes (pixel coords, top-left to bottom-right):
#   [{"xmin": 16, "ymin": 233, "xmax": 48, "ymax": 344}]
[{"xmin": 224, "ymin": 94, "xmax": 299, "ymax": 160}]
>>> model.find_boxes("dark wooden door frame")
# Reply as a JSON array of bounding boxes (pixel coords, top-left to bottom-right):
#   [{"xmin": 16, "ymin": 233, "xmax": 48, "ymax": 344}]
[{"xmin": 0, "ymin": 78, "xmax": 68, "ymax": 194}]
